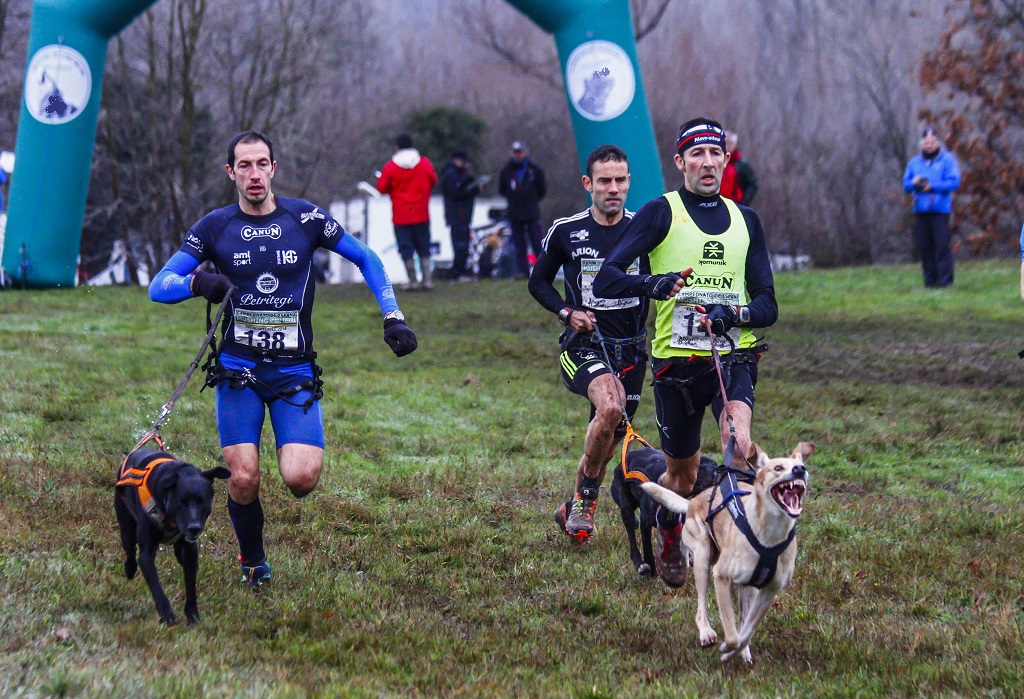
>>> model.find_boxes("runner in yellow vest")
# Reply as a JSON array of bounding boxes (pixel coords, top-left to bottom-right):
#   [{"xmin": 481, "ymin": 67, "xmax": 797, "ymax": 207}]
[{"xmin": 593, "ymin": 118, "xmax": 778, "ymax": 588}]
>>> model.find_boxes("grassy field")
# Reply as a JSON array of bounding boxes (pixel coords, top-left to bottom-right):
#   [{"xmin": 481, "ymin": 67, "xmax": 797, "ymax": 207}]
[{"xmin": 1, "ymin": 259, "xmax": 1023, "ymax": 698}]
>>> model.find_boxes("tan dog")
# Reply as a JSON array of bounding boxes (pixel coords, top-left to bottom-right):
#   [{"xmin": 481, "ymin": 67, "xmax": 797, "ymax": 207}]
[{"xmin": 641, "ymin": 442, "xmax": 813, "ymax": 663}]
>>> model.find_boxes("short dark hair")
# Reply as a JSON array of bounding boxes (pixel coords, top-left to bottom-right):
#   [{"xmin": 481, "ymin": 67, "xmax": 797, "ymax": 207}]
[
  {"xmin": 585, "ymin": 144, "xmax": 629, "ymax": 178},
  {"xmin": 227, "ymin": 130, "xmax": 274, "ymax": 168},
  {"xmin": 395, "ymin": 133, "xmax": 414, "ymax": 149}
]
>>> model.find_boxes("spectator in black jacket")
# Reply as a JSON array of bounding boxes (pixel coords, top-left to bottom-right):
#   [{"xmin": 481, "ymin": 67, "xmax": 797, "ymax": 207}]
[
  {"xmin": 442, "ymin": 150, "xmax": 486, "ymax": 280},
  {"xmin": 498, "ymin": 140, "xmax": 547, "ymax": 278}
]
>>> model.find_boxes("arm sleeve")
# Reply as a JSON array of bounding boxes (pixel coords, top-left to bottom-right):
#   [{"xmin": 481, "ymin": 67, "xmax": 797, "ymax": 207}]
[
  {"xmin": 528, "ymin": 250, "xmax": 568, "ymax": 315},
  {"xmin": 498, "ymin": 168, "xmax": 510, "ymax": 198},
  {"xmin": 741, "ymin": 210, "xmax": 778, "ymax": 328},
  {"xmin": 331, "ymin": 233, "xmax": 399, "ymax": 315},
  {"xmin": 535, "ymin": 165, "xmax": 547, "ymax": 200},
  {"xmin": 376, "ymin": 164, "xmax": 391, "ymax": 194},
  {"xmin": 738, "ymin": 162, "xmax": 758, "ymax": 205},
  {"xmin": 933, "ymin": 155, "xmax": 961, "ymax": 193},
  {"xmin": 593, "ymin": 198, "xmax": 671, "ymax": 299},
  {"xmin": 149, "ymin": 251, "xmax": 200, "ymax": 303},
  {"xmin": 902, "ymin": 160, "xmax": 917, "ymax": 193}
]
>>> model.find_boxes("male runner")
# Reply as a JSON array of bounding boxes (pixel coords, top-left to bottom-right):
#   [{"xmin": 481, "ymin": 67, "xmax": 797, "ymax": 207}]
[
  {"xmin": 528, "ymin": 144, "xmax": 649, "ymax": 541},
  {"xmin": 149, "ymin": 130, "xmax": 417, "ymax": 586},
  {"xmin": 594, "ymin": 118, "xmax": 777, "ymax": 586}
]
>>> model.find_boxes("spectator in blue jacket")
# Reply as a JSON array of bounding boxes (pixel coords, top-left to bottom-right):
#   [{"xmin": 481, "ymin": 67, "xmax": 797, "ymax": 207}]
[
  {"xmin": 902, "ymin": 127, "xmax": 961, "ymax": 288},
  {"xmin": 1018, "ymin": 223, "xmax": 1024, "ymax": 304}
]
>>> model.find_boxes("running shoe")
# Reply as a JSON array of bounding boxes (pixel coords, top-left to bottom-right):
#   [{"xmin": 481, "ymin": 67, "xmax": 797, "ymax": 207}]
[
  {"xmin": 553, "ymin": 498, "xmax": 573, "ymax": 534},
  {"xmin": 239, "ymin": 555, "xmax": 271, "ymax": 588},
  {"xmin": 655, "ymin": 519, "xmax": 687, "ymax": 588},
  {"xmin": 565, "ymin": 487, "xmax": 599, "ymax": 541}
]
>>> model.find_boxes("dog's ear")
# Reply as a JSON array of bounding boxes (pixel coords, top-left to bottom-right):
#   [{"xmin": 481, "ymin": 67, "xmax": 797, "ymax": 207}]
[
  {"xmin": 791, "ymin": 442, "xmax": 815, "ymax": 463},
  {"xmin": 202, "ymin": 467, "xmax": 231, "ymax": 481},
  {"xmin": 751, "ymin": 442, "xmax": 769, "ymax": 469}
]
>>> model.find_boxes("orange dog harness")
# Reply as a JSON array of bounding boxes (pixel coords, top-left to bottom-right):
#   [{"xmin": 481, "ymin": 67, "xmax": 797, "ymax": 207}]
[{"xmin": 117, "ymin": 451, "xmax": 181, "ymax": 544}]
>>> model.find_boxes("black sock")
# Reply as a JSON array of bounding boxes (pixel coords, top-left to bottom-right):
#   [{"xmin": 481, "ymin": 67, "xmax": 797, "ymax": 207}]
[
  {"xmin": 578, "ymin": 473, "xmax": 601, "ymax": 497},
  {"xmin": 228, "ymin": 497, "xmax": 266, "ymax": 566},
  {"xmin": 656, "ymin": 504, "xmax": 681, "ymax": 530}
]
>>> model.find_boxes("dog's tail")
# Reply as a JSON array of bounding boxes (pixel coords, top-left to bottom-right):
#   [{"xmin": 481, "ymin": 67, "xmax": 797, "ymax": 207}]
[{"xmin": 639, "ymin": 482, "xmax": 691, "ymax": 515}]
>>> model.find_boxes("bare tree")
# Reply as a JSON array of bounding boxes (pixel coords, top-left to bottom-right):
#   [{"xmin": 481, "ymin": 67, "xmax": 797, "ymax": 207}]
[{"xmin": 920, "ymin": 0, "xmax": 1024, "ymax": 255}]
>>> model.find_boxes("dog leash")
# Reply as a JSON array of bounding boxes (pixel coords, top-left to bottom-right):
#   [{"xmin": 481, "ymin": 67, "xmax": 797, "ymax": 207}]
[
  {"xmin": 128, "ymin": 286, "xmax": 237, "ymax": 454},
  {"xmin": 590, "ymin": 318, "xmax": 655, "ymax": 482}
]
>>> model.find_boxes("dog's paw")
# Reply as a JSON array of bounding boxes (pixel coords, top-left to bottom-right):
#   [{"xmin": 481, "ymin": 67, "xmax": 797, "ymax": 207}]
[
  {"xmin": 159, "ymin": 612, "xmax": 178, "ymax": 626},
  {"xmin": 740, "ymin": 647, "xmax": 753, "ymax": 664},
  {"xmin": 637, "ymin": 563, "xmax": 653, "ymax": 577},
  {"xmin": 186, "ymin": 612, "xmax": 200, "ymax": 625},
  {"xmin": 718, "ymin": 640, "xmax": 738, "ymax": 661},
  {"xmin": 124, "ymin": 559, "xmax": 137, "ymax": 580},
  {"xmin": 699, "ymin": 628, "xmax": 718, "ymax": 647}
]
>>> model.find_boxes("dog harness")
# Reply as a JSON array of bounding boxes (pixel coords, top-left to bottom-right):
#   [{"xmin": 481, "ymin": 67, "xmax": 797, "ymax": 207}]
[
  {"xmin": 116, "ymin": 451, "xmax": 182, "ymax": 544},
  {"xmin": 705, "ymin": 467, "xmax": 795, "ymax": 589}
]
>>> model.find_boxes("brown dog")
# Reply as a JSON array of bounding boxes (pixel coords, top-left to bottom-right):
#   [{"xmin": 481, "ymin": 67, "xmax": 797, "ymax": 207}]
[{"xmin": 641, "ymin": 442, "xmax": 813, "ymax": 663}]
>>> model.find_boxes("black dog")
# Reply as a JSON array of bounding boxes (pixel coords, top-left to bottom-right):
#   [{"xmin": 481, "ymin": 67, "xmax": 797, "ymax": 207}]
[
  {"xmin": 611, "ymin": 446, "xmax": 718, "ymax": 577},
  {"xmin": 115, "ymin": 448, "xmax": 229, "ymax": 624}
]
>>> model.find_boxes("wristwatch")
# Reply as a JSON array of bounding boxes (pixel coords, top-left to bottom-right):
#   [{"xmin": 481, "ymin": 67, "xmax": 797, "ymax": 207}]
[
  {"xmin": 737, "ymin": 306, "xmax": 750, "ymax": 324},
  {"xmin": 384, "ymin": 310, "xmax": 405, "ymax": 323},
  {"xmin": 558, "ymin": 307, "xmax": 573, "ymax": 325}
]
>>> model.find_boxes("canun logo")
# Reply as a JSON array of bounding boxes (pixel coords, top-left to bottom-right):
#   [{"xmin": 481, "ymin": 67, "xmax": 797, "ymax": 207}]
[
  {"xmin": 684, "ymin": 272, "xmax": 735, "ymax": 290},
  {"xmin": 241, "ymin": 224, "xmax": 283, "ymax": 241}
]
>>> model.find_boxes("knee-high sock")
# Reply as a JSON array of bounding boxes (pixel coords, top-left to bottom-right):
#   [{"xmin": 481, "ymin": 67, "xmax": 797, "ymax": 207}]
[{"xmin": 228, "ymin": 496, "xmax": 266, "ymax": 566}]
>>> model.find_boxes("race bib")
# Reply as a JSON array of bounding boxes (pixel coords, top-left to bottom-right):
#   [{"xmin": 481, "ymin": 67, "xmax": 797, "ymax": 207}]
[
  {"xmin": 580, "ymin": 257, "xmax": 639, "ymax": 310},
  {"xmin": 232, "ymin": 309, "xmax": 300, "ymax": 351},
  {"xmin": 669, "ymin": 290, "xmax": 742, "ymax": 351}
]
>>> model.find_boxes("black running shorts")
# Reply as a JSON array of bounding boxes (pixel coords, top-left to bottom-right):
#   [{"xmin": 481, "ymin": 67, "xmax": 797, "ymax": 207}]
[
  {"xmin": 652, "ymin": 357, "xmax": 757, "ymax": 459},
  {"xmin": 560, "ymin": 344, "xmax": 648, "ymax": 437}
]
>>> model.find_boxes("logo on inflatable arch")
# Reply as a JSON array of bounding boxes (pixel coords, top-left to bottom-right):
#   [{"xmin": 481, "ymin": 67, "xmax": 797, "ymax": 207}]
[
  {"xmin": 565, "ymin": 40, "xmax": 635, "ymax": 122},
  {"xmin": 24, "ymin": 45, "xmax": 92, "ymax": 125}
]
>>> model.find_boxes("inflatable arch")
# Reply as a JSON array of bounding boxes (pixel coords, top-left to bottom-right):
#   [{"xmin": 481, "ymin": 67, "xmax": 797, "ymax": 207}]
[{"xmin": 3, "ymin": 0, "xmax": 663, "ymax": 288}]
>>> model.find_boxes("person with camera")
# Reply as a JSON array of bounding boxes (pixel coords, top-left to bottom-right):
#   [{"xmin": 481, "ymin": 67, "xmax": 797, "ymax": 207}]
[{"xmin": 902, "ymin": 127, "xmax": 961, "ymax": 288}]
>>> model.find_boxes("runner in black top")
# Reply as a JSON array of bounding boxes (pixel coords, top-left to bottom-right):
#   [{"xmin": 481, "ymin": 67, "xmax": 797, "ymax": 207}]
[
  {"xmin": 594, "ymin": 118, "xmax": 778, "ymax": 588},
  {"xmin": 528, "ymin": 145, "xmax": 650, "ymax": 542}
]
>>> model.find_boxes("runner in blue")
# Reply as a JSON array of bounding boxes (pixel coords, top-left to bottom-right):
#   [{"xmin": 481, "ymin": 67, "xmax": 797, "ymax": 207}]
[{"xmin": 149, "ymin": 131, "xmax": 417, "ymax": 587}]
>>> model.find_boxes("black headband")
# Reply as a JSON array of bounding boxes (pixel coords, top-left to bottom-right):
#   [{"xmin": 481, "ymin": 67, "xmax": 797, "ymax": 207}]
[{"xmin": 676, "ymin": 124, "xmax": 726, "ymax": 155}]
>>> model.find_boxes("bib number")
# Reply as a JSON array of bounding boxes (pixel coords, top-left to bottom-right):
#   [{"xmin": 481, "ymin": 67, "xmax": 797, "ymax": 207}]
[
  {"xmin": 580, "ymin": 257, "xmax": 639, "ymax": 310},
  {"xmin": 233, "ymin": 309, "xmax": 299, "ymax": 350},
  {"xmin": 670, "ymin": 290, "xmax": 742, "ymax": 351}
]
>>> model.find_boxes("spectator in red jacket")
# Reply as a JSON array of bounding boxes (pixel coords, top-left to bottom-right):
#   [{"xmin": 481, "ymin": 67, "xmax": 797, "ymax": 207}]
[
  {"xmin": 377, "ymin": 134, "xmax": 439, "ymax": 290},
  {"xmin": 720, "ymin": 131, "xmax": 759, "ymax": 206}
]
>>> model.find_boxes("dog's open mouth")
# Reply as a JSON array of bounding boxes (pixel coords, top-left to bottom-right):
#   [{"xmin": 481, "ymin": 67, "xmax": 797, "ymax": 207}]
[{"xmin": 771, "ymin": 478, "xmax": 806, "ymax": 517}]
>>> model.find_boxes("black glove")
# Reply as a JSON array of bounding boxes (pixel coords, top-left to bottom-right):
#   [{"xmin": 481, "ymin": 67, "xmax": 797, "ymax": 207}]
[
  {"xmin": 913, "ymin": 178, "xmax": 929, "ymax": 192},
  {"xmin": 384, "ymin": 318, "xmax": 418, "ymax": 357},
  {"xmin": 703, "ymin": 305, "xmax": 738, "ymax": 335},
  {"xmin": 191, "ymin": 270, "xmax": 231, "ymax": 303},
  {"xmin": 641, "ymin": 273, "xmax": 683, "ymax": 301}
]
